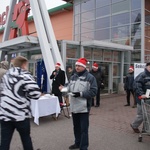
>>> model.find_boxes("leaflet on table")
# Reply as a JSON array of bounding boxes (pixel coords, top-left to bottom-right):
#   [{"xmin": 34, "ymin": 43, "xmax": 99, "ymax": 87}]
[
  {"xmin": 61, "ymin": 87, "xmax": 68, "ymax": 92},
  {"xmin": 39, "ymin": 94, "xmax": 56, "ymax": 99},
  {"xmin": 145, "ymin": 89, "xmax": 150, "ymax": 98}
]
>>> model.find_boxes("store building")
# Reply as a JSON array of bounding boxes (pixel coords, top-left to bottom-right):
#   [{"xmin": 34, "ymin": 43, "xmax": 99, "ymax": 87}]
[{"xmin": 0, "ymin": 0, "xmax": 149, "ymax": 94}]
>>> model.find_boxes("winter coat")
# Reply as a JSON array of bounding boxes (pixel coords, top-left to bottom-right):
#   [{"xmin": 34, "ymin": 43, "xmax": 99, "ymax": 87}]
[
  {"xmin": 50, "ymin": 69, "xmax": 65, "ymax": 95},
  {"xmin": 90, "ymin": 68, "xmax": 104, "ymax": 88},
  {"xmin": 68, "ymin": 70, "xmax": 97, "ymax": 113},
  {"xmin": 0, "ymin": 67, "xmax": 41, "ymax": 121},
  {"xmin": 133, "ymin": 69, "xmax": 150, "ymax": 105},
  {"xmin": 124, "ymin": 72, "xmax": 134, "ymax": 90}
]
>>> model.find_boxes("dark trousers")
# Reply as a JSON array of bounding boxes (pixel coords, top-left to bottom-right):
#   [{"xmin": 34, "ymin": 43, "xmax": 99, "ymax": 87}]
[
  {"xmin": 54, "ymin": 94, "xmax": 63, "ymax": 103},
  {"xmin": 92, "ymin": 87, "xmax": 100, "ymax": 106},
  {"xmin": 126, "ymin": 89, "xmax": 136, "ymax": 105},
  {"xmin": 0, "ymin": 118, "xmax": 33, "ymax": 150},
  {"xmin": 72, "ymin": 112, "xmax": 89, "ymax": 150}
]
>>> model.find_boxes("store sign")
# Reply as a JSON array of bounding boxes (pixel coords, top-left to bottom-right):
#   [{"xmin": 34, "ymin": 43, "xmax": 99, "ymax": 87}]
[
  {"xmin": 0, "ymin": 6, "xmax": 9, "ymax": 26},
  {"xmin": 9, "ymin": 0, "xmax": 30, "ymax": 39}
]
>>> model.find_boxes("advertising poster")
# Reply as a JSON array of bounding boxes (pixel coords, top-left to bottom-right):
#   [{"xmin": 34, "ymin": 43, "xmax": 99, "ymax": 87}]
[{"xmin": 134, "ymin": 63, "xmax": 146, "ymax": 78}]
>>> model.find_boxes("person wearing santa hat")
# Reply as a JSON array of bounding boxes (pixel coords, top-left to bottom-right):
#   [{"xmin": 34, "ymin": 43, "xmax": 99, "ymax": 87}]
[
  {"xmin": 90, "ymin": 62, "xmax": 105, "ymax": 107},
  {"xmin": 59, "ymin": 57, "xmax": 97, "ymax": 150},
  {"xmin": 50, "ymin": 62, "xmax": 65, "ymax": 103},
  {"xmin": 124, "ymin": 66, "xmax": 136, "ymax": 107}
]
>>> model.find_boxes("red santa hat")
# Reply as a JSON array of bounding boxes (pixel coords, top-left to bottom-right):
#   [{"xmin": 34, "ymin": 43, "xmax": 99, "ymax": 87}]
[
  {"xmin": 129, "ymin": 66, "xmax": 134, "ymax": 71},
  {"xmin": 75, "ymin": 58, "xmax": 88, "ymax": 68},
  {"xmin": 92, "ymin": 62, "xmax": 98, "ymax": 69},
  {"xmin": 55, "ymin": 62, "xmax": 61, "ymax": 68}
]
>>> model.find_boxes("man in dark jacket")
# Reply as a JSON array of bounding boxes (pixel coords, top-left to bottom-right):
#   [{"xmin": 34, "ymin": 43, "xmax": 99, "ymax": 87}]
[
  {"xmin": 130, "ymin": 62, "xmax": 150, "ymax": 133},
  {"xmin": 124, "ymin": 66, "xmax": 136, "ymax": 107},
  {"xmin": 90, "ymin": 62, "xmax": 104, "ymax": 107},
  {"xmin": 50, "ymin": 63, "xmax": 65, "ymax": 103}
]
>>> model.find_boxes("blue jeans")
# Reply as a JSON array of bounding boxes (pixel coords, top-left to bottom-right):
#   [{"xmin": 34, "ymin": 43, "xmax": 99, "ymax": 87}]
[
  {"xmin": 72, "ymin": 112, "xmax": 89, "ymax": 150},
  {"xmin": 0, "ymin": 118, "xmax": 33, "ymax": 150}
]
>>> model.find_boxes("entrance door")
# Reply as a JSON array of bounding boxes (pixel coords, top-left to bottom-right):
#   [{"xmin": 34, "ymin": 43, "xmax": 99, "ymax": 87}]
[{"xmin": 99, "ymin": 63, "xmax": 114, "ymax": 94}]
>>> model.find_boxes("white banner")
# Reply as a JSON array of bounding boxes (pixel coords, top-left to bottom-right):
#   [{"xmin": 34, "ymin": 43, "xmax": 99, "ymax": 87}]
[{"xmin": 134, "ymin": 63, "xmax": 146, "ymax": 78}]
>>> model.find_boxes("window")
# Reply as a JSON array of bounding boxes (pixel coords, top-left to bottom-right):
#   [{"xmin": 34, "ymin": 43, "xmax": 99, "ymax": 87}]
[
  {"xmin": 96, "ymin": 0, "xmax": 111, "ymax": 8},
  {"xmin": 81, "ymin": 0, "xmax": 95, "ymax": 12},
  {"xmin": 131, "ymin": 0, "xmax": 141, "ymax": 10},
  {"xmin": 96, "ymin": 6, "xmax": 110, "ymax": 18},
  {"xmin": 131, "ymin": 10, "xmax": 141, "ymax": 23},
  {"xmin": 112, "ymin": 0, "xmax": 130, "ymax": 15},
  {"xmin": 81, "ymin": 10, "xmax": 95, "ymax": 22},
  {"xmin": 95, "ymin": 29, "xmax": 110, "ymax": 40},
  {"xmin": 81, "ymin": 21, "xmax": 94, "ymax": 33},
  {"xmin": 111, "ymin": 25, "xmax": 130, "ymax": 39},
  {"xmin": 112, "ymin": 12, "xmax": 130, "ymax": 26},
  {"xmin": 96, "ymin": 17, "xmax": 110, "ymax": 29}
]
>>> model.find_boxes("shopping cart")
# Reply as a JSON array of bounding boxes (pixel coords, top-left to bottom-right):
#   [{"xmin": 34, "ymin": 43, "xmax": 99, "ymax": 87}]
[{"xmin": 138, "ymin": 99, "xmax": 150, "ymax": 142}]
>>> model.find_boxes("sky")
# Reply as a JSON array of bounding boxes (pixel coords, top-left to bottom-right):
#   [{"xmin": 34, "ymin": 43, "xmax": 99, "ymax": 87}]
[{"xmin": 0, "ymin": 0, "xmax": 66, "ymax": 14}]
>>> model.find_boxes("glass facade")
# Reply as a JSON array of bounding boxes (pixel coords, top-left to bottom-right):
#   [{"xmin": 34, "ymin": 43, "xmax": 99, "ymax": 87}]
[{"xmin": 74, "ymin": 0, "xmax": 143, "ymax": 63}]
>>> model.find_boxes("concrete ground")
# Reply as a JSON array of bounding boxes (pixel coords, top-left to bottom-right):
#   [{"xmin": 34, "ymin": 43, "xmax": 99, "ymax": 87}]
[{"xmin": 10, "ymin": 94, "xmax": 150, "ymax": 150}]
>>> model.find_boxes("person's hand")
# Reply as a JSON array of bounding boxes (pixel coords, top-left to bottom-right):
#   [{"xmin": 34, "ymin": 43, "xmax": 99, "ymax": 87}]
[
  {"xmin": 59, "ymin": 85, "xmax": 63, "ymax": 91},
  {"xmin": 72, "ymin": 92, "xmax": 80, "ymax": 97}
]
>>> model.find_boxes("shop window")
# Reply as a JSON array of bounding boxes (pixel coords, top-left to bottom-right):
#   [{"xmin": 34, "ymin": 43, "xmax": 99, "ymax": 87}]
[
  {"xmin": 145, "ymin": 10, "xmax": 150, "ymax": 25},
  {"xmin": 145, "ymin": 24, "xmax": 150, "ymax": 37},
  {"xmin": 84, "ymin": 48, "xmax": 92, "ymax": 59},
  {"xmin": 113, "ymin": 51, "xmax": 121, "ymax": 62},
  {"xmin": 103, "ymin": 50, "xmax": 112, "ymax": 61},
  {"xmin": 93, "ymin": 49, "xmax": 103, "ymax": 61}
]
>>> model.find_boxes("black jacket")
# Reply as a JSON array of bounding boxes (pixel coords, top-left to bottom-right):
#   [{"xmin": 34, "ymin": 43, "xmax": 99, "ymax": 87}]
[
  {"xmin": 50, "ymin": 69, "xmax": 65, "ymax": 95},
  {"xmin": 133, "ymin": 69, "xmax": 150, "ymax": 105},
  {"xmin": 90, "ymin": 68, "xmax": 104, "ymax": 88},
  {"xmin": 124, "ymin": 72, "xmax": 134, "ymax": 90}
]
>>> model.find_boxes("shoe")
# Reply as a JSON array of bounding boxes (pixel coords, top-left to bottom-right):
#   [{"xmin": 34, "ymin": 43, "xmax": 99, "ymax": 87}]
[
  {"xmin": 69, "ymin": 144, "xmax": 79, "ymax": 149},
  {"xmin": 95, "ymin": 105, "xmax": 99, "ymax": 107},
  {"xmin": 124, "ymin": 104, "xmax": 130, "ymax": 106},
  {"xmin": 132, "ymin": 105, "xmax": 137, "ymax": 108},
  {"xmin": 130, "ymin": 124, "xmax": 140, "ymax": 133}
]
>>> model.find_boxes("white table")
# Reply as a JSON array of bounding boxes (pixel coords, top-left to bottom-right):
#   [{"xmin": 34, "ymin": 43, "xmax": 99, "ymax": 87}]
[{"xmin": 31, "ymin": 95, "xmax": 61, "ymax": 125}]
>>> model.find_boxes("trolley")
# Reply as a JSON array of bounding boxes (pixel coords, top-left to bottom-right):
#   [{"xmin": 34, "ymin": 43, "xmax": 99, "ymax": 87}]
[{"xmin": 138, "ymin": 99, "xmax": 150, "ymax": 142}]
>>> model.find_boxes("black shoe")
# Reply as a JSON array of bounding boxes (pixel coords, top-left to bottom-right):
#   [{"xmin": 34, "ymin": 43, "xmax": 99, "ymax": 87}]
[
  {"xmin": 124, "ymin": 104, "xmax": 130, "ymax": 106},
  {"xmin": 69, "ymin": 144, "xmax": 79, "ymax": 149},
  {"xmin": 95, "ymin": 105, "xmax": 100, "ymax": 107}
]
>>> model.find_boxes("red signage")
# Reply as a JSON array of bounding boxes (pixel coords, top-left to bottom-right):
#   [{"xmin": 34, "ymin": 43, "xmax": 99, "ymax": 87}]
[
  {"xmin": 9, "ymin": 0, "xmax": 30, "ymax": 39},
  {"xmin": 0, "ymin": 6, "xmax": 9, "ymax": 26}
]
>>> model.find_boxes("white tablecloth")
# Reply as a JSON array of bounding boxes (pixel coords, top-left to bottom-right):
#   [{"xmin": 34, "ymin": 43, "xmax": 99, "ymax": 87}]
[{"xmin": 31, "ymin": 95, "xmax": 61, "ymax": 125}]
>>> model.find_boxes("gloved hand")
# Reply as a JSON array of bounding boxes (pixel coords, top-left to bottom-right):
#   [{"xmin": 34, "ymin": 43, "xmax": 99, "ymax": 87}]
[{"xmin": 72, "ymin": 92, "xmax": 80, "ymax": 97}]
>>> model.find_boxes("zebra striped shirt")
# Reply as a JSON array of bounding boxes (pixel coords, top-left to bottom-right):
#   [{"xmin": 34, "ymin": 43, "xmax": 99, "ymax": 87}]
[{"xmin": 0, "ymin": 67, "xmax": 41, "ymax": 121}]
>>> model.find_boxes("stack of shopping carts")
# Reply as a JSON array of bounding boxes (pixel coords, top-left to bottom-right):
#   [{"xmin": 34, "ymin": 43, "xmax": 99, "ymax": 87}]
[{"xmin": 138, "ymin": 99, "xmax": 150, "ymax": 142}]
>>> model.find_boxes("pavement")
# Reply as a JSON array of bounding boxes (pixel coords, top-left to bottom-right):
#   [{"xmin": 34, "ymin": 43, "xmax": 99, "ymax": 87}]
[{"xmin": 10, "ymin": 94, "xmax": 150, "ymax": 150}]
